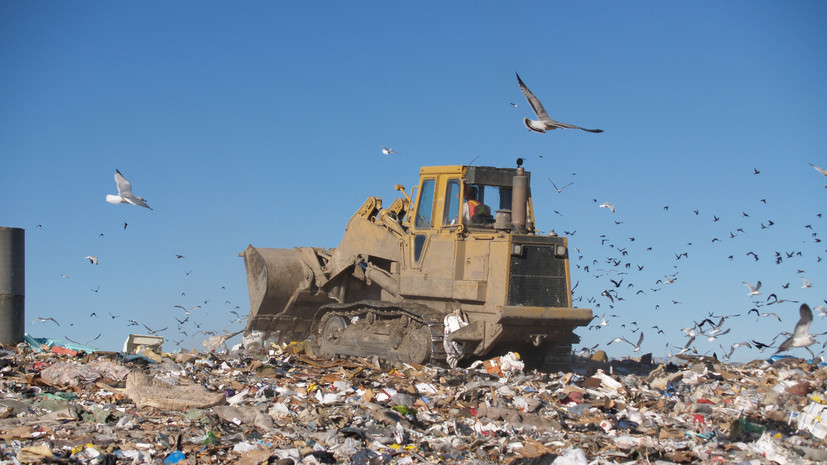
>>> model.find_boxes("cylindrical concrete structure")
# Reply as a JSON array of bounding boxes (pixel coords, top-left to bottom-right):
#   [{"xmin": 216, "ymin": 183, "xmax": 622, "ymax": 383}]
[{"xmin": 0, "ymin": 227, "xmax": 25, "ymax": 345}]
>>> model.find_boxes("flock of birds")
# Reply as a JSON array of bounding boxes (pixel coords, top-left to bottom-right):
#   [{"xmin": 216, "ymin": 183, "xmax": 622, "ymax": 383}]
[
  {"xmin": 568, "ymin": 157, "xmax": 827, "ymax": 363},
  {"xmin": 32, "ymin": 169, "xmax": 246, "ymax": 350},
  {"xmin": 388, "ymin": 72, "xmax": 826, "ymax": 364},
  {"xmin": 596, "ymin": 303, "xmax": 824, "ymax": 361},
  {"xmin": 511, "ymin": 73, "xmax": 824, "ymax": 363}
]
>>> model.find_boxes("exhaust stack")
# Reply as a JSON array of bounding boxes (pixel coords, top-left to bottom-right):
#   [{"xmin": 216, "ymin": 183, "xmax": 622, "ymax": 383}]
[{"xmin": 511, "ymin": 166, "xmax": 527, "ymax": 234}]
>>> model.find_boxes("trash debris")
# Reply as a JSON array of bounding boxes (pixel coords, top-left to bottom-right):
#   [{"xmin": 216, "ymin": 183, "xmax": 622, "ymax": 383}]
[
  {"xmin": 552, "ymin": 447, "xmax": 587, "ymax": 465},
  {"xmin": 240, "ymin": 330, "xmax": 265, "ymax": 353},
  {"xmin": 40, "ymin": 360, "xmax": 130, "ymax": 387},
  {"xmin": 798, "ymin": 401, "xmax": 827, "ymax": 440},
  {"xmin": 443, "ymin": 309, "xmax": 469, "ymax": 368},
  {"xmin": 123, "ymin": 333, "xmax": 164, "ymax": 353},
  {"xmin": 470, "ymin": 351, "xmax": 525, "ymax": 378},
  {"xmin": 1, "ymin": 339, "xmax": 825, "ymax": 464}
]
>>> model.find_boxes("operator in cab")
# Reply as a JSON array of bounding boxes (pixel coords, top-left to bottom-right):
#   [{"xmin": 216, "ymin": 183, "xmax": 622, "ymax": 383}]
[{"xmin": 463, "ymin": 185, "xmax": 491, "ymax": 225}]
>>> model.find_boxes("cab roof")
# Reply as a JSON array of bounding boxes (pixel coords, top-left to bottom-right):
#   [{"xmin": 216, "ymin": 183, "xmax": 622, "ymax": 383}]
[{"xmin": 419, "ymin": 165, "xmax": 530, "ymax": 187}]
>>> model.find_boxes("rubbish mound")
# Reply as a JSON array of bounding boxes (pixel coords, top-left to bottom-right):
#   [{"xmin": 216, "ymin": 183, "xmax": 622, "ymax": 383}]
[{"xmin": 0, "ymin": 340, "xmax": 825, "ymax": 464}]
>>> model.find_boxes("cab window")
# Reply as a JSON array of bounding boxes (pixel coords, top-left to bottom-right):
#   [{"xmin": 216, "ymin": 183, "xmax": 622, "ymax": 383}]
[
  {"xmin": 443, "ymin": 178, "xmax": 461, "ymax": 226},
  {"xmin": 463, "ymin": 184, "xmax": 512, "ymax": 227},
  {"xmin": 414, "ymin": 178, "xmax": 435, "ymax": 229}
]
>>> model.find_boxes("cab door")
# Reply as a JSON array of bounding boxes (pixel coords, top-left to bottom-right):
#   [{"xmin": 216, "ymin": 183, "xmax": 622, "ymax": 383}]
[{"xmin": 400, "ymin": 175, "xmax": 460, "ymax": 298}]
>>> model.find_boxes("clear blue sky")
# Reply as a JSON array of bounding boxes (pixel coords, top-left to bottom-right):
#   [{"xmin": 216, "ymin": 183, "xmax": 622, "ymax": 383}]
[{"xmin": 2, "ymin": 2, "xmax": 825, "ymax": 362}]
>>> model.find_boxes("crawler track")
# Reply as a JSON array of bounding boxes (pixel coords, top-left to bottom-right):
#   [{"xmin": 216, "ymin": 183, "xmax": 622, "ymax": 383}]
[{"xmin": 311, "ymin": 300, "xmax": 447, "ymax": 366}]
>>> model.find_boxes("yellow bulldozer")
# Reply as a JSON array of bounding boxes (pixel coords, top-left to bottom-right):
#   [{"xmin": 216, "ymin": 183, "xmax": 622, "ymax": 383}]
[{"xmin": 240, "ymin": 163, "xmax": 592, "ymax": 366}]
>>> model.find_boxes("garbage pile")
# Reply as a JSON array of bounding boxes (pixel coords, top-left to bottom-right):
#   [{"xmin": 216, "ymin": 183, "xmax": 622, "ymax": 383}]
[{"xmin": 1, "ymin": 338, "xmax": 825, "ymax": 464}]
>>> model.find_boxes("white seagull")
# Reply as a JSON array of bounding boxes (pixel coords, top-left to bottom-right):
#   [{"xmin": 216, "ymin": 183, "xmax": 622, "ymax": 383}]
[
  {"xmin": 673, "ymin": 336, "xmax": 696, "ymax": 355},
  {"xmin": 811, "ymin": 163, "xmax": 827, "ymax": 188},
  {"xmin": 775, "ymin": 303, "xmax": 817, "ymax": 359},
  {"xmin": 174, "ymin": 305, "xmax": 201, "ymax": 315},
  {"xmin": 381, "ymin": 146, "xmax": 399, "ymax": 155},
  {"xmin": 699, "ymin": 316, "xmax": 730, "ymax": 335},
  {"xmin": 660, "ymin": 275, "xmax": 677, "ymax": 284},
  {"xmin": 801, "ymin": 277, "xmax": 812, "ymax": 288},
  {"xmin": 84, "ymin": 255, "xmax": 98, "ymax": 265},
  {"xmin": 748, "ymin": 308, "xmax": 782, "ymax": 322},
  {"xmin": 106, "ymin": 170, "xmax": 152, "ymax": 210},
  {"xmin": 743, "ymin": 280, "xmax": 761, "ymax": 296},
  {"xmin": 549, "ymin": 178, "xmax": 574, "ymax": 193},
  {"xmin": 516, "ymin": 73, "xmax": 603, "ymax": 134},
  {"xmin": 599, "ymin": 201, "xmax": 615, "ymax": 213},
  {"xmin": 33, "ymin": 316, "xmax": 60, "ymax": 326},
  {"xmin": 720, "ymin": 341, "xmax": 752, "ymax": 361},
  {"xmin": 608, "ymin": 332, "xmax": 644, "ymax": 352},
  {"xmin": 142, "ymin": 323, "xmax": 167, "ymax": 335},
  {"xmin": 702, "ymin": 327, "xmax": 730, "ymax": 342}
]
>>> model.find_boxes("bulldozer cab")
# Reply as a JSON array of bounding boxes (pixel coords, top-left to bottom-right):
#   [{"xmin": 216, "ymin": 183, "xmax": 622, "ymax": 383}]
[
  {"xmin": 407, "ymin": 165, "xmax": 534, "ymax": 233},
  {"xmin": 402, "ymin": 165, "xmax": 538, "ymax": 300}
]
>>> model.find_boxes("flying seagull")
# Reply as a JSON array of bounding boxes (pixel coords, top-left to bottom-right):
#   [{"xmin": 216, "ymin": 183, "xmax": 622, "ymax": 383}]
[
  {"xmin": 810, "ymin": 163, "xmax": 827, "ymax": 178},
  {"xmin": 548, "ymin": 178, "xmax": 574, "ymax": 193},
  {"xmin": 381, "ymin": 146, "xmax": 399, "ymax": 155},
  {"xmin": 608, "ymin": 332, "xmax": 644, "ymax": 352},
  {"xmin": 759, "ymin": 311, "xmax": 782, "ymax": 321},
  {"xmin": 84, "ymin": 255, "xmax": 98, "ymax": 265},
  {"xmin": 174, "ymin": 305, "xmax": 201, "ymax": 315},
  {"xmin": 33, "ymin": 317, "xmax": 60, "ymax": 326},
  {"xmin": 673, "ymin": 336, "xmax": 696, "ymax": 355},
  {"xmin": 775, "ymin": 303, "xmax": 817, "ymax": 359},
  {"xmin": 516, "ymin": 73, "xmax": 603, "ymax": 134},
  {"xmin": 106, "ymin": 169, "xmax": 152, "ymax": 210},
  {"xmin": 599, "ymin": 201, "xmax": 615, "ymax": 213},
  {"xmin": 743, "ymin": 280, "xmax": 761, "ymax": 296},
  {"xmin": 65, "ymin": 333, "xmax": 101, "ymax": 346},
  {"xmin": 720, "ymin": 341, "xmax": 752, "ymax": 361},
  {"xmin": 142, "ymin": 323, "xmax": 167, "ymax": 335}
]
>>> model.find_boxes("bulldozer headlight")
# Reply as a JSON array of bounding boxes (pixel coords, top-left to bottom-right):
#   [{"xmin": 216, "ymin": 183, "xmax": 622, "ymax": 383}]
[
  {"xmin": 555, "ymin": 245, "xmax": 568, "ymax": 258},
  {"xmin": 511, "ymin": 244, "xmax": 524, "ymax": 256}
]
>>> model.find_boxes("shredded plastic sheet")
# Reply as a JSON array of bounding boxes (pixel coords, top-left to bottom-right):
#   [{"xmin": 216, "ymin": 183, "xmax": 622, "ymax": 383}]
[{"xmin": 24, "ymin": 333, "xmax": 99, "ymax": 354}]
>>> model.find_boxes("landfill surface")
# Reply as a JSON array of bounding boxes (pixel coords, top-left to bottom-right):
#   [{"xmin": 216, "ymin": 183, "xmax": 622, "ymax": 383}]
[{"xmin": 1, "ymin": 339, "xmax": 826, "ymax": 465}]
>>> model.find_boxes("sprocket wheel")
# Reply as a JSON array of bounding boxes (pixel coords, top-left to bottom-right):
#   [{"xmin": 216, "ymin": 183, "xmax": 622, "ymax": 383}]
[
  {"xmin": 318, "ymin": 315, "xmax": 348, "ymax": 359},
  {"xmin": 402, "ymin": 323, "xmax": 432, "ymax": 364}
]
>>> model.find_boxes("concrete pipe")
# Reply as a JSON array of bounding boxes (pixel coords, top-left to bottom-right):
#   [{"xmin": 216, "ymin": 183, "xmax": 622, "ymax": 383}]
[{"xmin": 0, "ymin": 227, "xmax": 24, "ymax": 346}]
